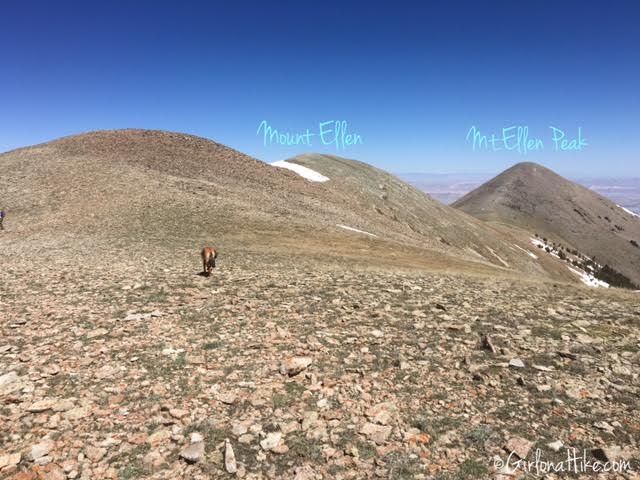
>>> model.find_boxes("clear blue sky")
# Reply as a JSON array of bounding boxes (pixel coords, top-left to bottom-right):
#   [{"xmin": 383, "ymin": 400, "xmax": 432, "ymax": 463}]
[{"xmin": 1, "ymin": 1, "xmax": 638, "ymax": 176}]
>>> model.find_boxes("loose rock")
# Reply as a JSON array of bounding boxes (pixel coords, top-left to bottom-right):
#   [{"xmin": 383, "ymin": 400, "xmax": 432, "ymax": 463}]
[
  {"xmin": 508, "ymin": 358, "xmax": 525, "ymax": 369},
  {"xmin": 504, "ymin": 436, "xmax": 534, "ymax": 459},
  {"xmin": 360, "ymin": 423, "xmax": 392, "ymax": 444},
  {"xmin": 225, "ymin": 439, "xmax": 237, "ymax": 474},
  {"xmin": 260, "ymin": 432, "xmax": 283, "ymax": 451},
  {"xmin": 280, "ymin": 356, "xmax": 313, "ymax": 376},
  {"xmin": 179, "ymin": 441, "xmax": 205, "ymax": 463}
]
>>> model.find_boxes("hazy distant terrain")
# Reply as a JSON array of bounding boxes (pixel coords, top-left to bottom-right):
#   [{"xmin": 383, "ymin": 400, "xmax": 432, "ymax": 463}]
[
  {"xmin": 397, "ymin": 173, "xmax": 491, "ymax": 205},
  {"xmin": 577, "ymin": 177, "xmax": 640, "ymax": 214},
  {"xmin": 400, "ymin": 172, "xmax": 640, "ymax": 214}
]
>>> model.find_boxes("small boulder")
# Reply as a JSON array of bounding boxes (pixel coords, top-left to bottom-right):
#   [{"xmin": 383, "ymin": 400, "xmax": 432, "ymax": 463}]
[
  {"xmin": 504, "ymin": 436, "xmax": 534, "ymax": 459},
  {"xmin": 224, "ymin": 439, "xmax": 237, "ymax": 474},
  {"xmin": 365, "ymin": 402, "xmax": 396, "ymax": 426},
  {"xmin": 231, "ymin": 421, "xmax": 248, "ymax": 437},
  {"xmin": 260, "ymin": 432, "xmax": 283, "ymax": 451},
  {"xmin": 84, "ymin": 446, "xmax": 106, "ymax": 463},
  {"xmin": 280, "ymin": 357, "xmax": 313, "ymax": 376},
  {"xmin": 508, "ymin": 358, "xmax": 525, "ymax": 369},
  {"xmin": 359, "ymin": 422, "xmax": 392, "ymax": 445},
  {"xmin": 301, "ymin": 411, "xmax": 319, "ymax": 431},
  {"xmin": 547, "ymin": 440, "xmax": 563, "ymax": 452},
  {"xmin": 0, "ymin": 371, "xmax": 18, "ymax": 387},
  {"xmin": 169, "ymin": 408, "xmax": 188, "ymax": 420},
  {"xmin": 179, "ymin": 441, "xmax": 205, "ymax": 463},
  {"xmin": 27, "ymin": 399, "xmax": 58, "ymax": 413},
  {"xmin": 216, "ymin": 392, "xmax": 237, "ymax": 405},
  {"xmin": 0, "ymin": 452, "xmax": 21, "ymax": 469},
  {"xmin": 147, "ymin": 429, "xmax": 172, "ymax": 446},
  {"xmin": 64, "ymin": 407, "xmax": 89, "ymax": 421},
  {"xmin": 143, "ymin": 449, "xmax": 165, "ymax": 468},
  {"xmin": 29, "ymin": 441, "xmax": 54, "ymax": 461},
  {"xmin": 294, "ymin": 465, "xmax": 319, "ymax": 480}
]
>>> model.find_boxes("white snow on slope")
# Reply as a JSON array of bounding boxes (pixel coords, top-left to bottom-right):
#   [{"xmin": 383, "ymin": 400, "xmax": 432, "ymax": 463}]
[
  {"xmin": 531, "ymin": 238, "xmax": 545, "ymax": 249},
  {"xmin": 487, "ymin": 247, "xmax": 509, "ymax": 267},
  {"xmin": 514, "ymin": 244, "xmax": 538, "ymax": 259},
  {"xmin": 272, "ymin": 160, "xmax": 329, "ymax": 182},
  {"xmin": 617, "ymin": 204, "xmax": 639, "ymax": 218},
  {"xmin": 467, "ymin": 248, "xmax": 486, "ymax": 260},
  {"xmin": 337, "ymin": 224, "xmax": 377, "ymax": 237},
  {"xmin": 531, "ymin": 238, "xmax": 560, "ymax": 258},
  {"xmin": 529, "ymin": 237, "xmax": 611, "ymax": 289},
  {"xmin": 568, "ymin": 267, "xmax": 610, "ymax": 288}
]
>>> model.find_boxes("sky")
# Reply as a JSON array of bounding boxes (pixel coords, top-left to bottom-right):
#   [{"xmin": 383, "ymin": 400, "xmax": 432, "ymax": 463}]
[{"xmin": 1, "ymin": 1, "xmax": 639, "ymax": 176}]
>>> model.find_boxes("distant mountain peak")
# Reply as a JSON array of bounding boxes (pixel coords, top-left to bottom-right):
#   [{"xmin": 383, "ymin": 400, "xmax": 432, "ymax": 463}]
[{"xmin": 453, "ymin": 162, "xmax": 640, "ymax": 288}]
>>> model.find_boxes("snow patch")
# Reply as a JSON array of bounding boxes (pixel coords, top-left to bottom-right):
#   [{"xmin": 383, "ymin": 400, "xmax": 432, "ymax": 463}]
[
  {"xmin": 531, "ymin": 237, "xmax": 616, "ymax": 289},
  {"xmin": 487, "ymin": 247, "xmax": 509, "ymax": 267},
  {"xmin": 530, "ymin": 238, "xmax": 546, "ymax": 249},
  {"xmin": 531, "ymin": 238, "xmax": 560, "ymax": 258},
  {"xmin": 467, "ymin": 248, "xmax": 487, "ymax": 260},
  {"xmin": 568, "ymin": 267, "xmax": 610, "ymax": 288},
  {"xmin": 514, "ymin": 244, "xmax": 538, "ymax": 259},
  {"xmin": 271, "ymin": 160, "xmax": 329, "ymax": 182},
  {"xmin": 337, "ymin": 224, "xmax": 377, "ymax": 237},
  {"xmin": 616, "ymin": 204, "xmax": 639, "ymax": 218}
]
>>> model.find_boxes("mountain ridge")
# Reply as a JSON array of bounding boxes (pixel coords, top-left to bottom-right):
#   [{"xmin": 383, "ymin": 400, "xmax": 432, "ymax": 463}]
[
  {"xmin": 453, "ymin": 161, "xmax": 640, "ymax": 287},
  {"xmin": 0, "ymin": 129, "xmax": 574, "ymax": 284}
]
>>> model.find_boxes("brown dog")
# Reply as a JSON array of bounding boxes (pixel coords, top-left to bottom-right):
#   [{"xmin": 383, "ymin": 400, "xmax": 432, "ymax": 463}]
[{"xmin": 201, "ymin": 246, "xmax": 218, "ymax": 276}]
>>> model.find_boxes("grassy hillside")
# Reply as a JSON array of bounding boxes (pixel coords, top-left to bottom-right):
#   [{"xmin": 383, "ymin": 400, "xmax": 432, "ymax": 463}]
[{"xmin": 0, "ymin": 130, "xmax": 567, "ymax": 283}]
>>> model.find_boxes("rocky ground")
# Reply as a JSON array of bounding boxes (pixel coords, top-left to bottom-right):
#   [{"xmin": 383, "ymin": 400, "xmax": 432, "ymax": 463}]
[{"xmin": 1, "ymin": 250, "xmax": 639, "ymax": 479}]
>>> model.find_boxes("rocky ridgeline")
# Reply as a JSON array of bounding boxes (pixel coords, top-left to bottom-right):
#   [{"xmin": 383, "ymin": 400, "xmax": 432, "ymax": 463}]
[{"xmin": 0, "ymin": 254, "xmax": 639, "ymax": 479}]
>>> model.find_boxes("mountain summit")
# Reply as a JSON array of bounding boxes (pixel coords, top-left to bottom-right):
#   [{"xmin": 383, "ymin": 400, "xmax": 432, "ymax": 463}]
[{"xmin": 453, "ymin": 162, "xmax": 640, "ymax": 286}]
